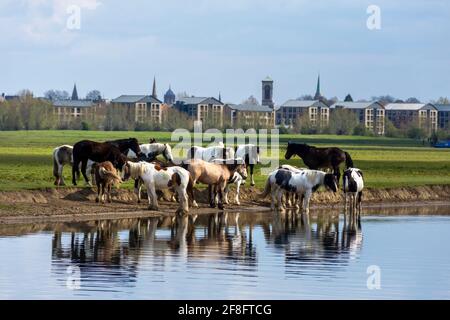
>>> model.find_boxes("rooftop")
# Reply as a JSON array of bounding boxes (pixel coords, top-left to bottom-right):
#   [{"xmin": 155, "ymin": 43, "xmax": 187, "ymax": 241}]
[
  {"xmin": 53, "ymin": 100, "xmax": 95, "ymax": 108},
  {"xmin": 280, "ymin": 100, "xmax": 323, "ymax": 108},
  {"xmin": 227, "ymin": 103, "xmax": 274, "ymax": 112},
  {"xmin": 330, "ymin": 101, "xmax": 383, "ymax": 109},
  {"xmin": 112, "ymin": 95, "xmax": 161, "ymax": 104},
  {"xmin": 435, "ymin": 104, "xmax": 450, "ymax": 112},
  {"xmin": 384, "ymin": 103, "xmax": 436, "ymax": 111},
  {"xmin": 177, "ymin": 96, "xmax": 222, "ymax": 105}
]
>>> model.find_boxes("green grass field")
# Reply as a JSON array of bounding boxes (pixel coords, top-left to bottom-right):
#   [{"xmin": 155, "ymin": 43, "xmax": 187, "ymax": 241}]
[{"xmin": 0, "ymin": 130, "xmax": 449, "ymax": 191}]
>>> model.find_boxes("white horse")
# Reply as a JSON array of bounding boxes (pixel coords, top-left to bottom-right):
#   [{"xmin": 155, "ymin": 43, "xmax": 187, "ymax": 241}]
[
  {"xmin": 343, "ymin": 168, "xmax": 364, "ymax": 217},
  {"xmin": 235, "ymin": 144, "xmax": 260, "ymax": 186},
  {"xmin": 127, "ymin": 143, "xmax": 174, "ymax": 162},
  {"xmin": 260, "ymin": 168, "xmax": 338, "ymax": 214},
  {"xmin": 122, "ymin": 161, "xmax": 191, "ymax": 214},
  {"xmin": 187, "ymin": 142, "xmax": 235, "ymax": 162},
  {"xmin": 53, "ymin": 145, "xmax": 95, "ymax": 186}
]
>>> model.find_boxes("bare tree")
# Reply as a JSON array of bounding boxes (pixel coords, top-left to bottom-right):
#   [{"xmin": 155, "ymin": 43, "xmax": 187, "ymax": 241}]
[
  {"xmin": 44, "ymin": 90, "xmax": 69, "ymax": 101},
  {"xmin": 241, "ymin": 95, "xmax": 259, "ymax": 105},
  {"xmin": 86, "ymin": 90, "xmax": 102, "ymax": 101}
]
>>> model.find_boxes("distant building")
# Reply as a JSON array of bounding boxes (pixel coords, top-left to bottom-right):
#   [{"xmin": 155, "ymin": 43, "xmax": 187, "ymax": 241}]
[
  {"xmin": 0, "ymin": 93, "xmax": 20, "ymax": 102},
  {"xmin": 164, "ymin": 86, "xmax": 176, "ymax": 105},
  {"xmin": 384, "ymin": 103, "xmax": 438, "ymax": 134},
  {"xmin": 436, "ymin": 104, "xmax": 450, "ymax": 130},
  {"xmin": 330, "ymin": 101, "xmax": 385, "ymax": 135},
  {"xmin": 314, "ymin": 74, "xmax": 323, "ymax": 100},
  {"xmin": 53, "ymin": 85, "xmax": 100, "ymax": 124},
  {"xmin": 174, "ymin": 97, "xmax": 224, "ymax": 126},
  {"xmin": 276, "ymin": 100, "xmax": 329, "ymax": 128},
  {"xmin": 224, "ymin": 103, "xmax": 276, "ymax": 128},
  {"xmin": 111, "ymin": 95, "xmax": 166, "ymax": 124}
]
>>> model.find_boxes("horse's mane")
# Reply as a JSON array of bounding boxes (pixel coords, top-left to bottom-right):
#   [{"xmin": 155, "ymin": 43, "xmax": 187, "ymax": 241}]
[{"xmin": 106, "ymin": 138, "xmax": 137, "ymax": 144}]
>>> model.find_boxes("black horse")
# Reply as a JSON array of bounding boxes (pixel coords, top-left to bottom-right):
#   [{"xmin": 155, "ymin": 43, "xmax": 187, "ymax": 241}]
[
  {"xmin": 284, "ymin": 142, "xmax": 354, "ymax": 183},
  {"xmin": 72, "ymin": 138, "xmax": 141, "ymax": 186}
]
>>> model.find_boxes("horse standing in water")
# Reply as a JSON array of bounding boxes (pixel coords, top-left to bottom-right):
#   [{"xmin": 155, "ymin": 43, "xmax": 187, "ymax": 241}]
[
  {"xmin": 284, "ymin": 142, "xmax": 353, "ymax": 183},
  {"xmin": 72, "ymin": 138, "xmax": 141, "ymax": 186}
]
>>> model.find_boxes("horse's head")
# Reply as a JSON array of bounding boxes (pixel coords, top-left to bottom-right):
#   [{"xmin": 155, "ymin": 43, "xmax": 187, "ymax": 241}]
[
  {"xmin": 285, "ymin": 142, "xmax": 308, "ymax": 159},
  {"xmin": 121, "ymin": 161, "xmax": 132, "ymax": 181},
  {"xmin": 113, "ymin": 153, "xmax": 128, "ymax": 172},
  {"xmin": 162, "ymin": 144, "xmax": 174, "ymax": 162},
  {"xmin": 149, "ymin": 138, "xmax": 157, "ymax": 144},
  {"xmin": 128, "ymin": 138, "xmax": 142, "ymax": 156},
  {"xmin": 235, "ymin": 158, "xmax": 248, "ymax": 180},
  {"xmin": 324, "ymin": 173, "xmax": 338, "ymax": 193}
]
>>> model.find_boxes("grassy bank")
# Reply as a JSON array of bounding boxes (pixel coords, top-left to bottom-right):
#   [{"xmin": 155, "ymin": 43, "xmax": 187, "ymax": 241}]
[{"xmin": 0, "ymin": 130, "xmax": 449, "ymax": 191}]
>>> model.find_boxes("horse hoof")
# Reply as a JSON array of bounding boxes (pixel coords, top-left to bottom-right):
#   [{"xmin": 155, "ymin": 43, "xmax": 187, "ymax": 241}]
[
  {"xmin": 137, "ymin": 199, "xmax": 141, "ymax": 204},
  {"xmin": 95, "ymin": 198, "xmax": 99, "ymax": 203},
  {"xmin": 218, "ymin": 204, "xmax": 224, "ymax": 210},
  {"xmin": 209, "ymin": 203, "xmax": 216, "ymax": 208},
  {"xmin": 251, "ymin": 183, "xmax": 255, "ymax": 187},
  {"xmin": 148, "ymin": 206, "xmax": 159, "ymax": 211}
]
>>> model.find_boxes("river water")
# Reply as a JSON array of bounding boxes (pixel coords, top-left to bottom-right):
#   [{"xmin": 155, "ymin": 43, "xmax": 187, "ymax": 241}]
[{"xmin": 1, "ymin": 205, "xmax": 450, "ymax": 299}]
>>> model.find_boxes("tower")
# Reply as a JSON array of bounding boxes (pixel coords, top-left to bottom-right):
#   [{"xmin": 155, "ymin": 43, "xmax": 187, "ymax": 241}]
[
  {"xmin": 261, "ymin": 76, "xmax": 273, "ymax": 107},
  {"xmin": 314, "ymin": 73, "xmax": 322, "ymax": 100},
  {"xmin": 152, "ymin": 77, "xmax": 157, "ymax": 98},
  {"xmin": 164, "ymin": 85, "xmax": 175, "ymax": 105},
  {"xmin": 71, "ymin": 83, "xmax": 78, "ymax": 100}
]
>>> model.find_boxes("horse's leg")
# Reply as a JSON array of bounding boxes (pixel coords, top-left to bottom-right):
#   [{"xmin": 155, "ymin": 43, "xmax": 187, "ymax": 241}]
[
  {"xmin": 333, "ymin": 166, "xmax": 341, "ymax": 185},
  {"xmin": 72, "ymin": 158, "xmax": 80, "ymax": 186},
  {"xmin": 101, "ymin": 184, "xmax": 106, "ymax": 204},
  {"xmin": 107, "ymin": 184, "xmax": 112, "ymax": 203},
  {"xmin": 95, "ymin": 181, "xmax": 101, "ymax": 203},
  {"xmin": 250, "ymin": 164, "xmax": 255, "ymax": 186},
  {"xmin": 58, "ymin": 163, "xmax": 65, "ymax": 186},
  {"xmin": 209, "ymin": 185, "xmax": 216, "ymax": 208},
  {"xmin": 303, "ymin": 191, "xmax": 312, "ymax": 215},
  {"xmin": 235, "ymin": 180, "xmax": 241, "ymax": 205},
  {"xmin": 148, "ymin": 184, "xmax": 158, "ymax": 211},
  {"xmin": 277, "ymin": 189, "xmax": 285, "ymax": 213},
  {"xmin": 80, "ymin": 159, "xmax": 90, "ymax": 186},
  {"xmin": 217, "ymin": 182, "xmax": 225, "ymax": 210},
  {"xmin": 270, "ymin": 186, "xmax": 277, "ymax": 211},
  {"xmin": 223, "ymin": 183, "xmax": 230, "ymax": 205}
]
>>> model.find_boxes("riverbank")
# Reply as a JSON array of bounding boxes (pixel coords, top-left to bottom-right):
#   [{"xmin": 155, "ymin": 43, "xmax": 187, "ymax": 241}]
[{"xmin": 0, "ymin": 185, "xmax": 449, "ymax": 224}]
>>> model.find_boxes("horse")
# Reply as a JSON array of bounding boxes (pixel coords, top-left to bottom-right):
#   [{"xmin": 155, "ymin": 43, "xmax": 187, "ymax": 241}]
[
  {"xmin": 235, "ymin": 144, "xmax": 260, "ymax": 186},
  {"xmin": 278, "ymin": 164, "xmax": 307, "ymax": 207},
  {"xmin": 284, "ymin": 141, "xmax": 353, "ymax": 183},
  {"xmin": 127, "ymin": 143, "xmax": 174, "ymax": 162},
  {"xmin": 260, "ymin": 168, "xmax": 338, "ymax": 214},
  {"xmin": 187, "ymin": 142, "xmax": 235, "ymax": 162},
  {"xmin": 182, "ymin": 158, "xmax": 248, "ymax": 210},
  {"xmin": 343, "ymin": 168, "xmax": 364, "ymax": 217},
  {"xmin": 53, "ymin": 145, "xmax": 95, "ymax": 186},
  {"xmin": 94, "ymin": 161, "xmax": 122, "ymax": 204},
  {"xmin": 211, "ymin": 159, "xmax": 246, "ymax": 205},
  {"xmin": 72, "ymin": 138, "xmax": 140, "ymax": 186},
  {"xmin": 122, "ymin": 161, "xmax": 192, "ymax": 214}
]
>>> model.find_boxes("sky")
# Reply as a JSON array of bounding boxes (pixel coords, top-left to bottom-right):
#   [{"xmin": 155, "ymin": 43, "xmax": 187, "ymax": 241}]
[{"xmin": 1, "ymin": 0, "xmax": 449, "ymax": 104}]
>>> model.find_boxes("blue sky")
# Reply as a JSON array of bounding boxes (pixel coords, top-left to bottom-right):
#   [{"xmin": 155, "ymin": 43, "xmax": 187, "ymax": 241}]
[{"xmin": 1, "ymin": 0, "xmax": 449, "ymax": 104}]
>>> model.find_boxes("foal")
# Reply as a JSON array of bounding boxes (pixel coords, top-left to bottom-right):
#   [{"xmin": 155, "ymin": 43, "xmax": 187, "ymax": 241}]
[{"xmin": 94, "ymin": 161, "xmax": 122, "ymax": 204}]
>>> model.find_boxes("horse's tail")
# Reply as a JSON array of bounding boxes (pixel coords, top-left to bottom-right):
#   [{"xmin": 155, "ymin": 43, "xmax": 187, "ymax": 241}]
[
  {"xmin": 259, "ymin": 177, "xmax": 271, "ymax": 198},
  {"xmin": 52, "ymin": 148, "xmax": 60, "ymax": 185},
  {"xmin": 99, "ymin": 167, "xmax": 122, "ymax": 187},
  {"xmin": 344, "ymin": 151, "xmax": 354, "ymax": 169}
]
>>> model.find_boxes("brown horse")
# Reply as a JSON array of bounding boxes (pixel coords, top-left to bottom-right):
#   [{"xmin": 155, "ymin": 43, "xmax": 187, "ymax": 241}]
[
  {"xmin": 284, "ymin": 142, "xmax": 353, "ymax": 183},
  {"xmin": 183, "ymin": 159, "xmax": 248, "ymax": 210},
  {"xmin": 72, "ymin": 138, "xmax": 140, "ymax": 186}
]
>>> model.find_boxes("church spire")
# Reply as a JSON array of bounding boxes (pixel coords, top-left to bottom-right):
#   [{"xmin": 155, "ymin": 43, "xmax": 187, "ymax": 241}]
[
  {"xmin": 71, "ymin": 83, "xmax": 78, "ymax": 100},
  {"xmin": 218, "ymin": 91, "xmax": 221, "ymax": 102},
  {"xmin": 152, "ymin": 77, "xmax": 157, "ymax": 98},
  {"xmin": 314, "ymin": 73, "xmax": 321, "ymax": 100}
]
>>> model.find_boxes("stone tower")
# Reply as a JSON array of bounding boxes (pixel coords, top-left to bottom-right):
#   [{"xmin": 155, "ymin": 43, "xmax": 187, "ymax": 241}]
[
  {"xmin": 71, "ymin": 83, "xmax": 78, "ymax": 100},
  {"xmin": 261, "ymin": 76, "xmax": 273, "ymax": 107}
]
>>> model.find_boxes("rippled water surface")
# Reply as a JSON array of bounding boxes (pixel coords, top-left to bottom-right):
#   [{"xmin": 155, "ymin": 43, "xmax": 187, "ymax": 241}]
[{"xmin": 1, "ymin": 205, "xmax": 450, "ymax": 299}]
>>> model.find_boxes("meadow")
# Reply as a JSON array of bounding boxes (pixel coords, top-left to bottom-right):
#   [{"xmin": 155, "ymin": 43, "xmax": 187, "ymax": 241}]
[{"xmin": 0, "ymin": 130, "xmax": 449, "ymax": 191}]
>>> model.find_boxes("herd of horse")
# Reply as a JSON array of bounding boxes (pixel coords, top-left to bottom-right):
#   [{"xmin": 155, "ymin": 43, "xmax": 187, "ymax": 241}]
[{"xmin": 52, "ymin": 138, "xmax": 364, "ymax": 217}]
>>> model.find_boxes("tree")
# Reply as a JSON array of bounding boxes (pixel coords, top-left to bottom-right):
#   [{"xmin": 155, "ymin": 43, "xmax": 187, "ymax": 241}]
[
  {"xmin": 433, "ymin": 97, "xmax": 450, "ymax": 104},
  {"xmin": 385, "ymin": 119, "xmax": 402, "ymax": 138},
  {"xmin": 372, "ymin": 95, "xmax": 395, "ymax": 104},
  {"xmin": 86, "ymin": 90, "xmax": 102, "ymax": 101},
  {"xmin": 405, "ymin": 97, "xmax": 421, "ymax": 103},
  {"xmin": 176, "ymin": 92, "xmax": 190, "ymax": 100},
  {"xmin": 328, "ymin": 109, "xmax": 359, "ymax": 135},
  {"xmin": 241, "ymin": 95, "xmax": 259, "ymax": 105},
  {"xmin": 297, "ymin": 94, "xmax": 313, "ymax": 100},
  {"xmin": 44, "ymin": 90, "xmax": 69, "ymax": 101}
]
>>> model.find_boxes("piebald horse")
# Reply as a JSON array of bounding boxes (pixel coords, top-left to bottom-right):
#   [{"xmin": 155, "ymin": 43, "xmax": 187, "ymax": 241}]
[{"xmin": 53, "ymin": 145, "xmax": 95, "ymax": 186}]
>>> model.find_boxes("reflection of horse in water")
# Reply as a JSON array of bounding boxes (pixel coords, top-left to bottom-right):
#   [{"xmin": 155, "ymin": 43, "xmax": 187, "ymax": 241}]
[{"xmin": 262, "ymin": 211, "xmax": 363, "ymax": 276}]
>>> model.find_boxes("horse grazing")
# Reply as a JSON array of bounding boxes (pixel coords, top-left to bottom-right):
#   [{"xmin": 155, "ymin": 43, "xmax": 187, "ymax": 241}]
[
  {"xmin": 187, "ymin": 142, "xmax": 235, "ymax": 162},
  {"xmin": 343, "ymin": 168, "xmax": 364, "ymax": 217},
  {"xmin": 122, "ymin": 161, "xmax": 192, "ymax": 214},
  {"xmin": 53, "ymin": 145, "xmax": 95, "ymax": 186},
  {"xmin": 94, "ymin": 161, "xmax": 122, "ymax": 204},
  {"xmin": 260, "ymin": 168, "xmax": 338, "ymax": 214},
  {"xmin": 127, "ymin": 143, "xmax": 174, "ymax": 162},
  {"xmin": 235, "ymin": 144, "xmax": 260, "ymax": 186},
  {"xmin": 284, "ymin": 141, "xmax": 353, "ymax": 183},
  {"xmin": 183, "ymin": 158, "xmax": 248, "ymax": 210},
  {"xmin": 72, "ymin": 138, "xmax": 140, "ymax": 186}
]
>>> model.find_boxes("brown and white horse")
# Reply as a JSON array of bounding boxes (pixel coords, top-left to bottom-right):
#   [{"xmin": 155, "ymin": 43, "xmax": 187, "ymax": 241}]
[
  {"xmin": 53, "ymin": 145, "xmax": 95, "ymax": 186},
  {"xmin": 183, "ymin": 158, "xmax": 248, "ymax": 210},
  {"xmin": 94, "ymin": 161, "xmax": 122, "ymax": 204}
]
